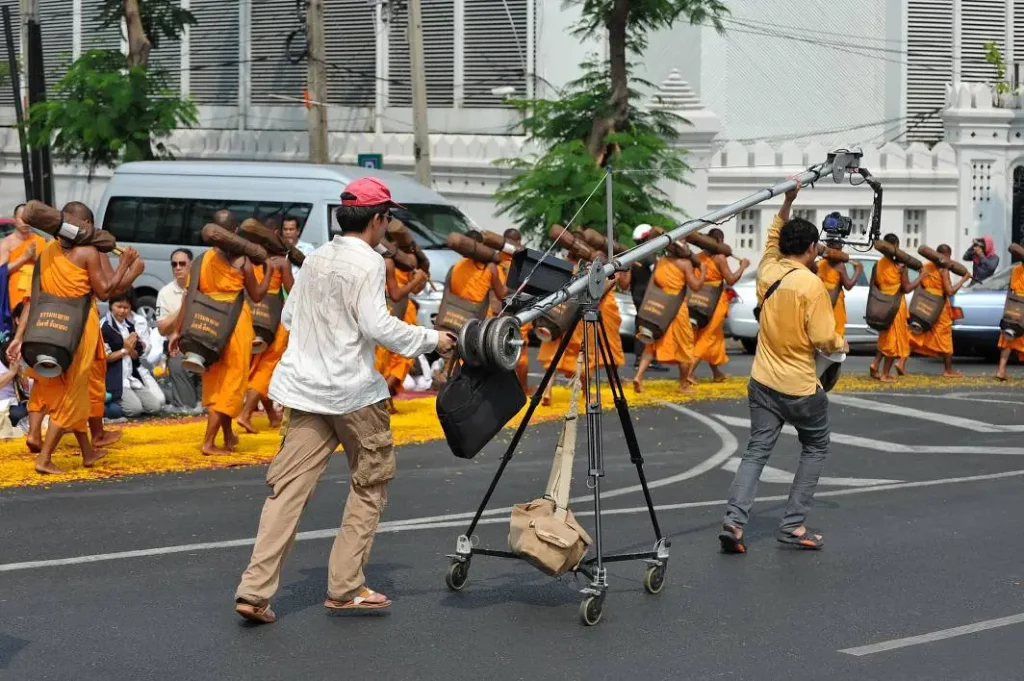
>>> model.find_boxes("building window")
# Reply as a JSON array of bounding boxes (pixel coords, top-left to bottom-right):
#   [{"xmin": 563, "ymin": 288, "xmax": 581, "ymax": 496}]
[
  {"xmin": 388, "ymin": 0, "xmax": 455, "ymax": 107},
  {"xmin": 736, "ymin": 209, "xmax": 760, "ymax": 250},
  {"xmin": 903, "ymin": 209, "xmax": 926, "ymax": 249},
  {"xmin": 848, "ymin": 208, "xmax": 871, "ymax": 238},
  {"xmin": 792, "ymin": 208, "xmax": 817, "ymax": 226},
  {"xmin": 190, "ymin": 0, "xmax": 240, "ymax": 106},
  {"xmin": 463, "ymin": 0, "xmax": 531, "ymax": 108},
  {"xmin": 905, "ymin": 0, "xmax": 954, "ymax": 144}
]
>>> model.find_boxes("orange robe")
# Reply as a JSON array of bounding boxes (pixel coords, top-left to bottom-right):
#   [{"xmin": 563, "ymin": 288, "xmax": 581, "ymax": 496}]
[
  {"xmin": 999, "ymin": 264, "xmax": 1024, "ymax": 359},
  {"xmin": 90, "ymin": 323, "xmax": 107, "ymax": 419},
  {"xmin": 374, "ymin": 268, "xmax": 418, "ymax": 392},
  {"xmin": 651, "ymin": 258, "xmax": 695, "ymax": 366},
  {"xmin": 248, "ymin": 266, "xmax": 287, "ymax": 399},
  {"xmin": 555, "ymin": 288, "xmax": 624, "ymax": 376},
  {"xmin": 28, "ymin": 241, "xmax": 101, "ymax": 433},
  {"xmin": 449, "ymin": 257, "xmax": 493, "ymax": 303},
  {"xmin": 910, "ymin": 262, "xmax": 953, "ymax": 357},
  {"xmin": 876, "ymin": 257, "xmax": 910, "ymax": 359},
  {"xmin": 195, "ymin": 250, "xmax": 253, "ymax": 418},
  {"xmin": 692, "ymin": 253, "xmax": 728, "ymax": 365},
  {"xmin": 817, "ymin": 259, "xmax": 847, "ymax": 337},
  {"xmin": 8, "ymin": 233, "xmax": 48, "ymax": 309}
]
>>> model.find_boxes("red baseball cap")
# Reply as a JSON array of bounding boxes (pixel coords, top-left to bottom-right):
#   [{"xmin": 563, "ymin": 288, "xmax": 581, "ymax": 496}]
[{"xmin": 341, "ymin": 176, "xmax": 405, "ymax": 209}]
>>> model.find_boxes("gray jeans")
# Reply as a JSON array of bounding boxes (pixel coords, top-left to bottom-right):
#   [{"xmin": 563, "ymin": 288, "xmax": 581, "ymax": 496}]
[
  {"xmin": 723, "ymin": 379, "xmax": 831, "ymax": 532},
  {"xmin": 166, "ymin": 355, "xmax": 201, "ymax": 409}
]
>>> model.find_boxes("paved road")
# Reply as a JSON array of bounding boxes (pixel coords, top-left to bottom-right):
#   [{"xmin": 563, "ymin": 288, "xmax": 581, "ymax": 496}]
[{"xmin": 2, "ymin": 385, "xmax": 1024, "ymax": 680}]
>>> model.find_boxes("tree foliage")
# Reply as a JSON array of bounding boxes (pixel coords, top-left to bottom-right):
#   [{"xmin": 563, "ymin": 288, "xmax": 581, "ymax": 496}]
[
  {"xmin": 27, "ymin": 50, "xmax": 197, "ymax": 174},
  {"xmin": 494, "ymin": 0, "xmax": 728, "ymax": 240},
  {"xmin": 495, "ymin": 59, "xmax": 689, "ymax": 237},
  {"xmin": 26, "ymin": 1, "xmax": 197, "ymax": 172}
]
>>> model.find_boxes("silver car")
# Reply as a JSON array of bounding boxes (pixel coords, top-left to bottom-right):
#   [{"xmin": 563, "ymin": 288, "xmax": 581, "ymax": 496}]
[
  {"xmin": 952, "ymin": 267, "xmax": 1014, "ymax": 358},
  {"xmin": 724, "ymin": 254, "xmax": 886, "ymax": 352}
]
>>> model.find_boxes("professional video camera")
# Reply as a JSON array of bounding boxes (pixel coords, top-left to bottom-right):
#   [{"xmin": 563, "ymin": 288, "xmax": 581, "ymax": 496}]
[
  {"xmin": 816, "ymin": 149, "xmax": 884, "ymax": 251},
  {"xmin": 821, "ymin": 212, "xmax": 853, "ymax": 248}
]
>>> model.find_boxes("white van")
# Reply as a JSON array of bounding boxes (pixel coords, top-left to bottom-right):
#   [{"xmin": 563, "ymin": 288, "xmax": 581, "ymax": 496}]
[{"xmin": 96, "ymin": 161, "xmax": 471, "ymax": 323}]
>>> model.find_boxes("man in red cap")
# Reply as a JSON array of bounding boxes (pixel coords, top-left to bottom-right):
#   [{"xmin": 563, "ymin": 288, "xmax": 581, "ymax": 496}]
[{"xmin": 234, "ymin": 177, "xmax": 456, "ymax": 623}]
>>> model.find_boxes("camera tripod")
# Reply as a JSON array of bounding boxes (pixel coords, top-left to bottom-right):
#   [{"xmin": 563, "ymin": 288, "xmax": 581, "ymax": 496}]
[{"xmin": 443, "ymin": 294, "xmax": 669, "ymax": 627}]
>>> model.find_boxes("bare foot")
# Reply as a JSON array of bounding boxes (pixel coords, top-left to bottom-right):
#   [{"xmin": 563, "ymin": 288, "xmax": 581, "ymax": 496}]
[
  {"xmin": 879, "ymin": 374, "xmax": 896, "ymax": 383},
  {"xmin": 266, "ymin": 410, "xmax": 282, "ymax": 429},
  {"xmin": 712, "ymin": 373, "xmax": 728, "ymax": 383},
  {"xmin": 632, "ymin": 378, "xmax": 643, "ymax": 394},
  {"xmin": 26, "ymin": 436, "xmax": 41, "ymax": 454},
  {"xmin": 541, "ymin": 395, "xmax": 552, "ymax": 407},
  {"xmin": 35, "ymin": 461, "xmax": 65, "ymax": 475},
  {"xmin": 996, "ymin": 373, "xmax": 1009, "ymax": 382},
  {"xmin": 92, "ymin": 430, "xmax": 122, "ymax": 449},
  {"xmin": 942, "ymin": 370, "xmax": 963, "ymax": 378},
  {"xmin": 677, "ymin": 383, "xmax": 691, "ymax": 393},
  {"xmin": 82, "ymin": 450, "xmax": 108, "ymax": 468},
  {"xmin": 895, "ymin": 360, "xmax": 907, "ymax": 376},
  {"xmin": 687, "ymin": 375, "xmax": 698, "ymax": 386},
  {"xmin": 224, "ymin": 432, "xmax": 239, "ymax": 451},
  {"xmin": 202, "ymin": 444, "xmax": 233, "ymax": 456},
  {"xmin": 869, "ymin": 363, "xmax": 880, "ymax": 380},
  {"xmin": 236, "ymin": 418, "xmax": 258, "ymax": 435},
  {"xmin": 387, "ymin": 399, "xmax": 398, "ymax": 415}
]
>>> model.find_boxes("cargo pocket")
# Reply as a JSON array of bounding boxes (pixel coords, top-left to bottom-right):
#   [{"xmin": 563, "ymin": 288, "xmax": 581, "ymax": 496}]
[{"xmin": 352, "ymin": 431, "xmax": 396, "ymax": 487}]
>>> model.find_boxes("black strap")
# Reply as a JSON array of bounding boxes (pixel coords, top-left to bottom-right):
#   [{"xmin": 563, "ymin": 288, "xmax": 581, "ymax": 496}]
[{"xmin": 753, "ymin": 268, "xmax": 796, "ymax": 321}]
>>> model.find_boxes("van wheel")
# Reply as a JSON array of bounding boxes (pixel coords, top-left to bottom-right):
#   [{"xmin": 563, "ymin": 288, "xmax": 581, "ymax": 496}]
[
  {"xmin": 136, "ymin": 294, "xmax": 158, "ymax": 328},
  {"xmin": 740, "ymin": 337, "xmax": 757, "ymax": 354}
]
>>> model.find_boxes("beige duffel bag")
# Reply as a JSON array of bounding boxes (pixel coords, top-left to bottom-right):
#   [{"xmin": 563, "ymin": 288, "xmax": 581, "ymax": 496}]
[{"xmin": 509, "ymin": 360, "xmax": 592, "ymax": 576}]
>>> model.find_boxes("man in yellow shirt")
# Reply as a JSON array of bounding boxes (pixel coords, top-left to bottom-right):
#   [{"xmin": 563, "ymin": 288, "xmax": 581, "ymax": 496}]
[{"xmin": 718, "ymin": 185, "xmax": 847, "ymax": 554}]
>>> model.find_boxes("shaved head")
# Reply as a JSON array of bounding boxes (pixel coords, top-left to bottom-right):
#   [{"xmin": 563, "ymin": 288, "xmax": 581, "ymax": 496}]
[
  {"xmin": 213, "ymin": 209, "xmax": 238, "ymax": 233},
  {"xmin": 62, "ymin": 201, "xmax": 94, "ymax": 228}
]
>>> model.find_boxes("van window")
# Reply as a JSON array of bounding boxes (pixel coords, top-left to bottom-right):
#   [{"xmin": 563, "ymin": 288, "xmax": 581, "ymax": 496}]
[
  {"xmin": 401, "ymin": 203, "xmax": 473, "ymax": 239},
  {"xmin": 103, "ymin": 197, "xmax": 312, "ymax": 246},
  {"xmin": 327, "ymin": 204, "xmax": 445, "ymax": 248}
]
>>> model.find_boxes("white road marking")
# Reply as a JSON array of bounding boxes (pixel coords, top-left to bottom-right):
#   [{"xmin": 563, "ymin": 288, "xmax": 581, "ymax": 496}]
[
  {"xmin": 828, "ymin": 394, "xmax": 1018, "ymax": 433},
  {"xmin": 839, "ymin": 612, "xmax": 1024, "ymax": 656},
  {"xmin": 4, "ymin": 468, "xmax": 1024, "ymax": 573},
  {"xmin": 719, "ymin": 457, "xmax": 900, "ymax": 487},
  {"xmin": 854, "ymin": 391, "xmax": 1024, "ymax": 407},
  {"xmin": 713, "ymin": 414, "xmax": 1024, "ymax": 455}
]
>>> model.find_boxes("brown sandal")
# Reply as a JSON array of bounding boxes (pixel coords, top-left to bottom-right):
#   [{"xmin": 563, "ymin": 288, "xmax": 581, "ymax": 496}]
[
  {"xmin": 235, "ymin": 600, "xmax": 276, "ymax": 624},
  {"xmin": 324, "ymin": 588, "xmax": 392, "ymax": 611}
]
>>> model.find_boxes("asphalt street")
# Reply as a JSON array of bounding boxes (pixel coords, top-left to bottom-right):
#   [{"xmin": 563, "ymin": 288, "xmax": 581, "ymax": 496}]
[{"xmin": 2, "ymin": 366, "xmax": 1024, "ymax": 680}]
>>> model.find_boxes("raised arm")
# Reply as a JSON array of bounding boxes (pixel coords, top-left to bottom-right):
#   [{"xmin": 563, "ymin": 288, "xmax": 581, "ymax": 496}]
[
  {"xmin": 356, "ymin": 261, "xmax": 440, "ymax": 357},
  {"xmin": 839, "ymin": 261, "xmax": 862, "ymax": 290},
  {"xmin": 488, "ymin": 263, "xmax": 508, "ymax": 299},
  {"xmin": 275, "ymin": 256, "xmax": 295, "ymax": 293},
  {"xmin": 243, "ymin": 259, "xmax": 272, "ymax": 303},
  {"xmin": 900, "ymin": 264, "xmax": 920, "ymax": 294},
  {"xmin": 948, "ymin": 269, "xmax": 971, "ymax": 296},
  {"xmin": 87, "ymin": 248, "xmax": 141, "ymax": 302},
  {"xmin": 717, "ymin": 253, "xmax": 749, "ymax": 286},
  {"xmin": 760, "ymin": 185, "xmax": 799, "ymax": 276},
  {"xmin": 7, "ymin": 239, "xmax": 36, "ymax": 274}
]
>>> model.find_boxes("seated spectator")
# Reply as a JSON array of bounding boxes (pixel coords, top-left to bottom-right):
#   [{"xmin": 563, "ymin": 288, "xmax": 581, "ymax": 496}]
[
  {"xmin": 102, "ymin": 292, "xmax": 165, "ymax": 417},
  {"xmin": 0, "ymin": 342, "xmax": 28, "ymax": 431},
  {"xmin": 155, "ymin": 248, "xmax": 201, "ymax": 410}
]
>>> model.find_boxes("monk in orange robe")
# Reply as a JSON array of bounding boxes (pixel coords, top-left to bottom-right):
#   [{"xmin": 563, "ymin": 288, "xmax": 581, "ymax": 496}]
[
  {"xmin": 237, "ymin": 255, "xmax": 295, "ymax": 433},
  {"xmin": 539, "ymin": 260, "xmax": 628, "ymax": 406},
  {"xmin": 2, "ymin": 203, "xmax": 48, "ymax": 310},
  {"xmin": 816, "ymin": 255, "xmax": 862, "ymax": 339},
  {"xmin": 689, "ymin": 228, "xmax": 749, "ymax": 383},
  {"xmin": 448, "ymin": 242, "xmax": 507, "ymax": 309},
  {"xmin": 997, "ymin": 259, "xmax": 1024, "ymax": 380},
  {"xmin": 869, "ymin": 234, "xmax": 919, "ymax": 382},
  {"xmin": 494, "ymin": 228, "xmax": 532, "ymax": 392},
  {"xmin": 635, "ymin": 249, "xmax": 704, "ymax": 392},
  {"xmin": 373, "ymin": 257, "xmax": 427, "ymax": 413},
  {"xmin": 170, "ymin": 243, "xmax": 272, "ymax": 456},
  {"xmin": 908, "ymin": 244, "xmax": 970, "ymax": 377},
  {"xmin": 9, "ymin": 240, "xmax": 142, "ymax": 474}
]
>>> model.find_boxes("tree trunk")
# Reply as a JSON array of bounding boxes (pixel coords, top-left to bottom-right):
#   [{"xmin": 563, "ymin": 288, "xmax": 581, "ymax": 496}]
[
  {"xmin": 123, "ymin": 0, "xmax": 151, "ymax": 68},
  {"xmin": 585, "ymin": 0, "xmax": 630, "ymax": 165}
]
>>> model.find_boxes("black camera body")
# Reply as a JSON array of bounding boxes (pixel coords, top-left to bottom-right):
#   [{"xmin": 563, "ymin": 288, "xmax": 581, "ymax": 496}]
[{"xmin": 821, "ymin": 211, "xmax": 853, "ymax": 249}]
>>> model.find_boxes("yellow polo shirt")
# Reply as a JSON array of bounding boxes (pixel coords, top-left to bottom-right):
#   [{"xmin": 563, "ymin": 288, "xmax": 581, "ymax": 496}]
[{"xmin": 750, "ymin": 215, "xmax": 844, "ymax": 396}]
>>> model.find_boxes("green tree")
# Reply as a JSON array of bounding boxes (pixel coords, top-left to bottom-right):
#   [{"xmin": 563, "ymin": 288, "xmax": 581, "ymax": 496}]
[
  {"xmin": 26, "ymin": 0, "xmax": 197, "ymax": 173},
  {"xmin": 495, "ymin": 0, "xmax": 727, "ymax": 239}
]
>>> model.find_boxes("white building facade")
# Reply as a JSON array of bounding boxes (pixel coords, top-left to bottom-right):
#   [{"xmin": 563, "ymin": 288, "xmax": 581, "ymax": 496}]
[{"xmin": 0, "ymin": 0, "xmax": 1019, "ymax": 263}]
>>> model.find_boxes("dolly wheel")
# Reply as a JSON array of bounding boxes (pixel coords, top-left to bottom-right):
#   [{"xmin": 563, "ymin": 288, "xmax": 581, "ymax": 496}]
[
  {"xmin": 445, "ymin": 560, "xmax": 469, "ymax": 591},
  {"xmin": 578, "ymin": 595, "xmax": 603, "ymax": 626},
  {"xmin": 643, "ymin": 564, "xmax": 666, "ymax": 595}
]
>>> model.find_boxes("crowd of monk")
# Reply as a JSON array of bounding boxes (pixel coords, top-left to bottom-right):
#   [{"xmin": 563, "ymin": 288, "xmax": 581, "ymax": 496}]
[{"xmin": 6, "ymin": 197, "xmax": 1024, "ymax": 477}]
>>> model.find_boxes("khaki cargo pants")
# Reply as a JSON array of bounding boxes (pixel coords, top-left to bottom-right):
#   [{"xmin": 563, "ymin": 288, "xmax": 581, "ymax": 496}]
[{"xmin": 236, "ymin": 401, "xmax": 395, "ymax": 604}]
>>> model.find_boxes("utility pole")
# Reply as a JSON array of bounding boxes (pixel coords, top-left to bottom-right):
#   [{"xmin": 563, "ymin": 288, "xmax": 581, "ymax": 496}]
[
  {"xmin": 306, "ymin": 0, "xmax": 328, "ymax": 164},
  {"xmin": 407, "ymin": 0, "xmax": 432, "ymax": 186}
]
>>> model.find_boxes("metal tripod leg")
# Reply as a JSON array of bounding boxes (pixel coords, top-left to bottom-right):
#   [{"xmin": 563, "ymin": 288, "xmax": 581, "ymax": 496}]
[{"xmin": 581, "ymin": 310, "xmax": 608, "ymax": 600}]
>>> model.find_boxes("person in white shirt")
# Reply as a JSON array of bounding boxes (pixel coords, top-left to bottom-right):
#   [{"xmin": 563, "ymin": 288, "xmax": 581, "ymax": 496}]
[
  {"xmin": 279, "ymin": 216, "xmax": 315, "ymax": 279},
  {"xmin": 155, "ymin": 248, "xmax": 201, "ymax": 410},
  {"xmin": 235, "ymin": 177, "xmax": 456, "ymax": 624}
]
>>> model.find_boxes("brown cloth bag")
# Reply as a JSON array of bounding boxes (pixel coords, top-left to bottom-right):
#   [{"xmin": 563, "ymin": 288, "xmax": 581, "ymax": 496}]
[
  {"xmin": 178, "ymin": 258, "xmax": 245, "ymax": 372},
  {"xmin": 22, "ymin": 259, "xmax": 91, "ymax": 377},
  {"xmin": 509, "ymin": 361, "xmax": 592, "ymax": 576},
  {"xmin": 249, "ymin": 290, "xmax": 284, "ymax": 352},
  {"xmin": 636, "ymin": 280, "xmax": 685, "ymax": 342},
  {"xmin": 865, "ymin": 269, "xmax": 903, "ymax": 332},
  {"xmin": 434, "ymin": 268, "xmax": 489, "ymax": 334},
  {"xmin": 907, "ymin": 288, "xmax": 945, "ymax": 334},
  {"xmin": 687, "ymin": 282, "xmax": 723, "ymax": 330}
]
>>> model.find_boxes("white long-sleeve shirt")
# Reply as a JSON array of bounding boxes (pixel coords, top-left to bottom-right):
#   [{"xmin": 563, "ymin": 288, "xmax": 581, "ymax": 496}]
[{"xmin": 269, "ymin": 235, "xmax": 439, "ymax": 415}]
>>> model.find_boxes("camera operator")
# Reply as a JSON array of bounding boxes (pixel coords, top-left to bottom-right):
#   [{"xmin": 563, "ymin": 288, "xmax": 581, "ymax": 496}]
[{"xmin": 718, "ymin": 185, "xmax": 847, "ymax": 554}]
